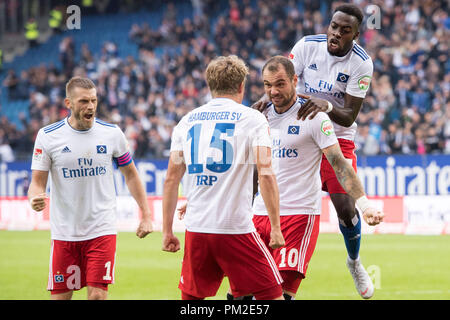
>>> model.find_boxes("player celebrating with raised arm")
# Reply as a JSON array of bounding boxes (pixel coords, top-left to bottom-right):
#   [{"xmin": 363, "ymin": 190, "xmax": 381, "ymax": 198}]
[
  {"xmin": 289, "ymin": 4, "xmax": 376, "ymax": 299},
  {"xmin": 28, "ymin": 77, "xmax": 153, "ymax": 300},
  {"xmin": 162, "ymin": 55, "xmax": 285, "ymax": 300},
  {"xmin": 251, "ymin": 56, "xmax": 383, "ymax": 300}
]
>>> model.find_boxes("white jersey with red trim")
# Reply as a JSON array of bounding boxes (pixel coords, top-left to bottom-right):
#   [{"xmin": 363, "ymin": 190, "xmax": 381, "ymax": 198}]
[
  {"xmin": 31, "ymin": 117, "xmax": 132, "ymax": 241},
  {"xmin": 253, "ymin": 99, "xmax": 338, "ymax": 216},
  {"xmin": 289, "ymin": 34, "xmax": 373, "ymax": 141},
  {"xmin": 170, "ymin": 98, "xmax": 271, "ymax": 234}
]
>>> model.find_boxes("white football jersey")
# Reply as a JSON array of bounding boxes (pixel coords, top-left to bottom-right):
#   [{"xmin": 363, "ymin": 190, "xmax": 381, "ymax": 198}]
[
  {"xmin": 290, "ymin": 34, "xmax": 373, "ymax": 141},
  {"xmin": 170, "ymin": 98, "xmax": 271, "ymax": 234},
  {"xmin": 253, "ymin": 99, "xmax": 338, "ymax": 216},
  {"xmin": 31, "ymin": 117, "xmax": 132, "ymax": 241}
]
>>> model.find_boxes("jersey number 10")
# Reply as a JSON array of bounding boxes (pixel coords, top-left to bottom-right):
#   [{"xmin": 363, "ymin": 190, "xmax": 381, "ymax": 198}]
[{"xmin": 187, "ymin": 123, "xmax": 235, "ymax": 174}]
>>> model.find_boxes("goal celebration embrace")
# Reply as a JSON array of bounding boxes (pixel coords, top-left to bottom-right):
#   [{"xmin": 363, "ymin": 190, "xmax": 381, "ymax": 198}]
[{"xmin": 0, "ymin": 0, "xmax": 448, "ymax": 303}]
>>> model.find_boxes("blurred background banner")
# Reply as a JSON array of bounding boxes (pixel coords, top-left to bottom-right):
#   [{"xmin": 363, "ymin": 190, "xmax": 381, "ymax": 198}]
[
  {"xmin": 357, "ymin": 154, "xmax": 450, "ymax": 196},
  {"xmin": 1, "ymin": 154, "xmax": 449, "ymax": 197},
  {"xmin": 0, "ymin": 0, "xmax": 448, "ymax": 234},
  {"xmin": 1, "ymin": 154, "xmax": 449, "ymax": 235},
  {"xmin": 0, "ymin": 155, "xmax": 450, "ymax": 197},
  {"xmin": 1, "ymin": 194, "xmax": 448, "ymax": 234}
]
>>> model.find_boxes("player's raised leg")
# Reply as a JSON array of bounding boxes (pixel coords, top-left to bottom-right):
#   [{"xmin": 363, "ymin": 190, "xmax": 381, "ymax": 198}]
[
  {"xmin": 331, "ymin": 193, "xmax": 361, "ymax": 260},
  {"xmin": 331, "ymin": 192, "xmax": 373, "ymax": 299}
]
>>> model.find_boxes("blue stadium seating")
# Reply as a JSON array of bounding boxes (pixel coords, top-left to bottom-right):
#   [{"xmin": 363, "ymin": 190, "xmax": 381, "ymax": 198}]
[{"xmin": 0, "ymin": 3, "xmax": 195, "ymax": 129}]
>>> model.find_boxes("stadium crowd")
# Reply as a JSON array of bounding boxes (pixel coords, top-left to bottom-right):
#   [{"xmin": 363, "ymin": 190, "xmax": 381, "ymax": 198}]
[{"xmin": 0, "ymin": 0, "xmax": 449, "ymax": 161}]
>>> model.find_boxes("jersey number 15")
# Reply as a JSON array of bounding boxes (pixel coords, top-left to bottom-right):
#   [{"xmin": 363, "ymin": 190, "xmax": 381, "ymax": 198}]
[{"xmin": 187, "ymin": 123, "xmax": 235, "ymax": 174}]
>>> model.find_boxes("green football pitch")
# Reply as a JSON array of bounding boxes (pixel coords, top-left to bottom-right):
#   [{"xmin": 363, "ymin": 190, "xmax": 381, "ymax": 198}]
[{"xmin": 0, "ymin": 230, "xmax": 448, "ymax": 300}]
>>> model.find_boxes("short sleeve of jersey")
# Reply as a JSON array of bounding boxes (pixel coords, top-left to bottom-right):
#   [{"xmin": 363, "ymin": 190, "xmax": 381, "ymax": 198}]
[
  {"xmin": 113, "ymin": 127, "xmax": 133, "ymax": 167},
  {"xmin": 289, "ymin": 37, "xmax": 306, "ymax": 76},
  {"xmin": 170, "ymin": 115, "xmax": 188, "ymax": 152},
  {"xmin": 250, "ymin": 111, "xmax": 271, "ymax": 148},
  {"xmin": 346, "ymin": 58, "xmax": 374, "ymax": 98},
  {"xmin": 31, "ymin": 129, "xmax": 51, "ymax": 171},
  {"xmin": 309, "ymin": 113, "xmax": 339, "ymax": 150}
]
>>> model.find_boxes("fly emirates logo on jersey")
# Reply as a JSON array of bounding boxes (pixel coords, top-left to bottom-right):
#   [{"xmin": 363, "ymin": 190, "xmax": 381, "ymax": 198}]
[
  {"xmin": 271, "ymin": 138, "xmax": 299, "ymax": 159},
  {"xmin": 61, "ymin": 157, "xmax": 107, "ymax": 179},
  {"xmin": 304, "ymin": 79, "xmax": 345, "ymax": 99}
]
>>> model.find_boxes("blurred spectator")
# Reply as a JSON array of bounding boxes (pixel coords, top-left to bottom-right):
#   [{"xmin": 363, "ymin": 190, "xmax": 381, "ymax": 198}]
[
  {"xmin": 1, "ymin": 0, "xmax": 449, "ymax": 161},
  {"xmin": 0, "ymin": 128, "xmax": 15, "ymax": 162},
  {"xmin": 386, "ymin": 122, "xmax": 403, "ymax": 154},
  {"xmin": 3, "ymin": 71, "xmax": 18, "ymax": 100},
  {"xmin": 24, "ymin": 18, "xmax": 40, "ymax": 47}
]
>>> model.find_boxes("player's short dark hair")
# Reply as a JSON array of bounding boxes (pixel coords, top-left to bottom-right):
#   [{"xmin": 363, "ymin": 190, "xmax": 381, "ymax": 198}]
[
  {"xmin": 334, "ymin": 4, "xmax": 364, "ymax": 26},
  {"xmin": 262, "ymin": 56, "xmax": 295, "ymax": 80}
]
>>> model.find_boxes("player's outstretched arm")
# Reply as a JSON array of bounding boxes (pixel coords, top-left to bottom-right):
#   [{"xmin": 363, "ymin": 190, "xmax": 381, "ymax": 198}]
[
  {"xmin": 297, "ymin": 93, "xmax": 363, "ymax": 128},
  {"xmin": 322, "ymin": 144, "xmax": 384, "ymax": 226},
  {"xmin": 28, "ymin": 170, "xmax": 49, "ymax": 212},
  {"xmin": 119, "ymin": 162, "xmax": 153, "ymax": 238},
  {"xmin": 254, "ymin": 146, "xmax": 285, "ymax": 249},
  {"xmin": 162, "ymin": 151, "xmax": 185, "ymax": 252}
]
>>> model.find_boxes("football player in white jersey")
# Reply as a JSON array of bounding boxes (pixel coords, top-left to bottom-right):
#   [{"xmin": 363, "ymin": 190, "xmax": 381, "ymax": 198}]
[
  {"xmin": 28, "ymin": 77, "xmax": 153, "ymax": 300},
  {"xmin": 252, "ymin": 56, "xmax": 383, "ymax": 300},
  {"xmin": 162, "ymin": 55, "xmax": 285, "ymax": 300},
  {"xmin": 291, "ymin": 4, "xmax": 377, "ymax": 299},
  {"xmin": 254, "ymin": 4, "xmax": 378, "ymax": 299}
]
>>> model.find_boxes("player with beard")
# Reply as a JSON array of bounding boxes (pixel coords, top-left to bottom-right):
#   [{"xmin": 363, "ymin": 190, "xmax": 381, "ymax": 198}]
[
  {"xmin": 28, "ymin": 77, "xmax": 153, "ymax": 300},
  {"xmin": 254, "ymin": 4, "xmax": 377, "ymax": 299},
  {"xmin": 180, "ymin": 56, "xmax": 384, "ymax": 300},
  {"xmin": 250, "ymin": 56, "xmax": 383, "ymax": 300}
]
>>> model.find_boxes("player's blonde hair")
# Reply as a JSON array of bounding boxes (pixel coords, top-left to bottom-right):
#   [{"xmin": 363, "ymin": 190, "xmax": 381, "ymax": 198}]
[
  {"xmin": 65, "ymin": 76, "xmax": 96, "ymax": 99},
  {"xmin": 205, "ymin": 55, "xmax": 249, "ymax": 96}
]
